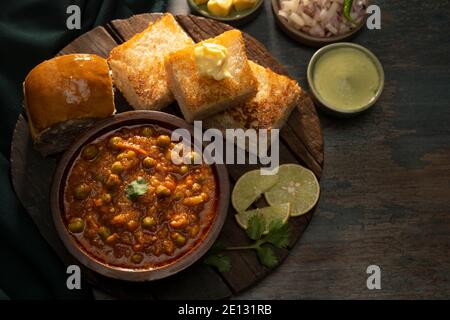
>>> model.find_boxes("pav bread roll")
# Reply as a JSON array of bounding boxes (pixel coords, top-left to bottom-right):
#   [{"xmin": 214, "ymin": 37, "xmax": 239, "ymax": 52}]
[{"xmin": 24, "ymin": 54, "xmax": 115, "ymax": 156}]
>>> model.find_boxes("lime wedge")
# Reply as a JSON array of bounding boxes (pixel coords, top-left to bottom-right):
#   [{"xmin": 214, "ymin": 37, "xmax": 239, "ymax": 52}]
[
  {"xmin": 264, "ymin": 164, "xmax": 320, "ymax": 216},
  {"xmin": 235, "ymin": 203, "xmax": 290, "ymax": 234},
  {"xmin": 232, "ymin": 169, "xmax": 279, "ymax": 213}
]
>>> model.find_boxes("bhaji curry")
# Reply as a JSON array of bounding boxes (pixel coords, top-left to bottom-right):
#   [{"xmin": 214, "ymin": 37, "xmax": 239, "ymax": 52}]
[{"xmin": 63, "ymin": 125, "xmax": 217, "ymax": 269}]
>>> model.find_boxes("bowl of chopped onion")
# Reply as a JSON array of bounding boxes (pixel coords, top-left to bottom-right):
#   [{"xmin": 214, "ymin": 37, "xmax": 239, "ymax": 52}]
[{"xmin": 272, "ymin": 0, "xmax": 369, "ymax": 47}]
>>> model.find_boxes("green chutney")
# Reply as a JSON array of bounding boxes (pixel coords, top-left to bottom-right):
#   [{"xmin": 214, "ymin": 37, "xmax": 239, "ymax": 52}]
[{"xmin": 313, "ymin": 47, "xmax": 381, "ymax": 111}]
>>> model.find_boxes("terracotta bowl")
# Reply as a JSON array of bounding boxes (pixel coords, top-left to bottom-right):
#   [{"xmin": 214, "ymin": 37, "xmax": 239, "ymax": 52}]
[
  {"xmin": 50, "ymin": 111, "xmax": 230, "ymax": 281},
  {"xmin": 271, "ymin": 0, "xmax": 367, "ymax": 47}
]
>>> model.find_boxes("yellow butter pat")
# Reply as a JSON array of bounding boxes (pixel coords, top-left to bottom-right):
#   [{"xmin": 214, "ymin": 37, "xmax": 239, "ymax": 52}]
[
  {"xmin": 208, "ymin": 0, "xmax": 233, "ymax": 17},
  {"xmin": 233, "ymin": 0, "xmax": 257, "ymax": 11},
  {"xmin": 194, "ymin": 43, "xmax": 231, "ymax": 81}
]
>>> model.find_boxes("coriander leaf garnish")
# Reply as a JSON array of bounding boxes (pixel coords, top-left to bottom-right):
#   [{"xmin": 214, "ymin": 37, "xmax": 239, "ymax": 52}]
[
  {"xmin": 204, "ymin": 254, "xmax": 232, "ymax": 273},
  {"xmin": 256, "ymin": 246, "xmax": 278, "ymax": 268},
  {"xmin": 208, "ymin": 240, "xmax": 227, "ymax": 255},
  {"xmin": 125, "ymin": 177, "xmax": 148, "ymax": 201},
  {"xmin": 210, "ymin": 215, "xmax": 290, "ymax": 269},
  {"xmin": 246, "ymin": 215, "xmax": 265, "ymax": 241},
  {"xmin": 264, "ymin": 219, "xmax": 290, "ymax": 249}
]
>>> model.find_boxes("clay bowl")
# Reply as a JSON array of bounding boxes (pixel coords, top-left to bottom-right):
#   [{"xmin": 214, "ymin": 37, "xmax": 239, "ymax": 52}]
[
  {"xmin": 51, "ymin": 111, "xmax": 230, "ymax": 281},
  {"xmin": 271, "ymin": 0, "xmax": 367, "ymax": 47}
]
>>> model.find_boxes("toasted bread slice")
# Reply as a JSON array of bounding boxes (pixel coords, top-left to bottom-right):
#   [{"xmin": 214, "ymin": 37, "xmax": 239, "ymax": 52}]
[
  {"xmin": 165, "ymin": 30, "xmax": 258, "ymax": 123},
  {"xmin": 108, "ymin": 14, "xmax": 194, "ymax": 110},
  {"xmin": 203, "ymin": 61, "xmax": 301, "ymax": 136}
]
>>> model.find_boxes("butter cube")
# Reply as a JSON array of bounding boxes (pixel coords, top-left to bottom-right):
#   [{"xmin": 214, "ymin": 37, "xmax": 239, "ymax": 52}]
[
  {"xmin": 233, "ymin": 0, "xmax": 257, "ymax": 11},
  {"xmin": 208, "ymin": 0, "xmax": 234, "ymax": 17}
]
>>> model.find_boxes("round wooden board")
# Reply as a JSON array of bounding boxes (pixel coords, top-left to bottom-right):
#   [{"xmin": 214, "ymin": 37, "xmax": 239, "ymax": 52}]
[{"xmin": 10, "ymin": 13, "xmax": 323, "ymax": 299}]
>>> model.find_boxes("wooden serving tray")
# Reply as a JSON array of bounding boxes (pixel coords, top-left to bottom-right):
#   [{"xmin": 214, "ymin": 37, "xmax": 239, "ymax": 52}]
[{"xmin": 10, "ymin": 13, "xmax": 323, "ymax": 299}]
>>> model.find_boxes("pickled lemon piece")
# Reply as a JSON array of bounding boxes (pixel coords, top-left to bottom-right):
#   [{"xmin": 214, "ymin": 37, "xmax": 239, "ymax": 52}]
[
  {"xmin": 234, "ymin": 0, "xmax": 257, "ymax": 11},
  {"xmin": 208, "ymin": 0, "xmax": 233, "ymax": 17},
  {"xmin": 235, "ymin": 203, "xmax": 290, "ymax": 234},
  {"xmin": 264, "ymin": 164, "xmax": 320, "ymax": 216},
  {"xmin": 232, "ymin": 169, "xmax": 278, "ymax": 213}
]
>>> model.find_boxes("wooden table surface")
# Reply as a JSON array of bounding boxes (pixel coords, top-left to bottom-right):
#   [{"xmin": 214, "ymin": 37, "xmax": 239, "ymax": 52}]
[{"xmin": 166, "ymin": 0, "xmax": 450, "ymax": 299}]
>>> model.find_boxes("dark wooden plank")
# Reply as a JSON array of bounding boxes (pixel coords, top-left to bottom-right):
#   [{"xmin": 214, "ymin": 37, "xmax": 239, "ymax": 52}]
[
  {"xmin": 11, "ymin": 116, "xmax": 62, "ymax": 257},
  {"xmin": 287, "ymin": 92, "xmax": 324, "ymax": 166},
  {"xmin": 108, "ymin": 13, "xmax": 162, "ymax": 40},
  {"xmin": 58, "ymin": 26, "xmax": 117, "ymax": 57},
  {"xmin": 151, "ymin": 263, "xmax": 231, "ymax": 300},
  {"xmin": 280, "ymin": 124, "xmax": 322, "ymax": 177}
]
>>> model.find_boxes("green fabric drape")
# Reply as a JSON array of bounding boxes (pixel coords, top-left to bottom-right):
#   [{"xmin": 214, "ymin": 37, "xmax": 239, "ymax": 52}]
[{"xmin": 0, "ymin": 0, "xmax": 167, "ymax": 299}]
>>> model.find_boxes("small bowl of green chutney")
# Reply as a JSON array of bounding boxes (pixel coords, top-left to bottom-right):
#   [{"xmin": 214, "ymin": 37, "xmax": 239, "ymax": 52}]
[{"xmin": 307, "ymin": 42, "xmax": 384, "ymax": 117}]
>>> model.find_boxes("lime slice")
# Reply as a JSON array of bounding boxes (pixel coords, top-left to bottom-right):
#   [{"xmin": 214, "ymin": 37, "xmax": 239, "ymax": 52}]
[
  {"xmin": 232, "ymin": 169, "xmax": 279, "ymax": 213},
  {"xmin": 235, "ymin": 203, "xmax": 290, "ymax": 234},
  {"xmin": 264, "ymin": 164, "xmax": 320, "ymax": 216}
]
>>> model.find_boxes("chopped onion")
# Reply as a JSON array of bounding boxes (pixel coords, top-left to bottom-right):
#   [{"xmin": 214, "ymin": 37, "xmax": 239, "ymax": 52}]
[
  {"xmin": 278, "ymin": 0, "xmax": 368, "ymax": 38},
  {"xmin": 289, "ymin": 12, "xmax": 305, "ymax": 28}
]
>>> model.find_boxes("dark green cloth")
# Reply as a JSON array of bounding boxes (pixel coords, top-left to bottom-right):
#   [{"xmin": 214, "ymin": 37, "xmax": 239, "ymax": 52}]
[{"xmin": 0, "ymin": 0, "xmax": 167, "ymax": 299}]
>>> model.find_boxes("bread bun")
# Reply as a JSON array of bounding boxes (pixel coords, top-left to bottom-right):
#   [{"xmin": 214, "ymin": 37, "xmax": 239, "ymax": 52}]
[{"xmin": 24, "ymin": 54, "xmax": 115, "ymax": 156}]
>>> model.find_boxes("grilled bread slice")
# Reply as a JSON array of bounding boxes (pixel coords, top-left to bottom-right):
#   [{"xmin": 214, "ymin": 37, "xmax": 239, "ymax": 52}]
[
  {"xmin": 165, "ymin": 30, "xmax": 258, "ymax": 123},
  {"xmin": 108, "ymin": 14, "xmax": 194, "ymax": 110},
  {"xmin": 203, "ymin": 61, "xmax": 301, "ymax": 137}
]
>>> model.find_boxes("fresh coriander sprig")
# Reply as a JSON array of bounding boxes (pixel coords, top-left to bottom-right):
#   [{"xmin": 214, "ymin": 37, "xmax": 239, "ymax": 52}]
[
  {"xmin": 225, "ymin": 216, "xmax": 290, "ymax": 268},
  {"xmin": 125, "ymin": 177, "xmax": 148, "ymax": 201},
  {"xmin": 204, "ymin": 216, "xmax": 290, "ymax": 271},
  {"xmin": 204, "ymin": 254, "xmax": 232, "ymax": 273},
  {"xmin": 204, "ymin": 241, "xmax": 232, "ymax": 272}
]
